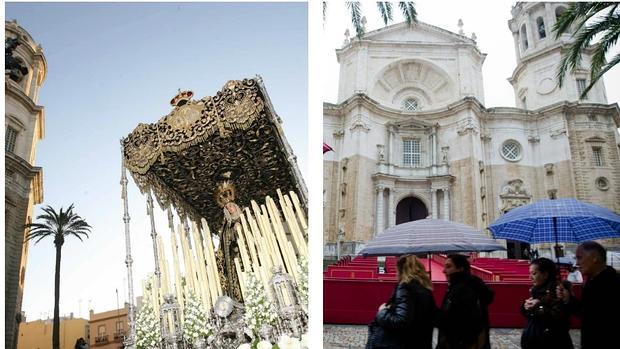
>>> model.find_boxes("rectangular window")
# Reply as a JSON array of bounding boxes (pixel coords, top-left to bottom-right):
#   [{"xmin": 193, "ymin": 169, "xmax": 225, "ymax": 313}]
[
  {"xmin": 576, "ymin": 79, "xmax": 587, "ymax": 99},
  {"xmin": 592, "ymin": 147, "xmax": 604, "ymax": 166},
  {"xmin": 98, "ymin": 325, "xmax": 106, "ymax": 336},
  {"xmin": 403, "ymin": 139, "xmax": 421, "ymax": 167},
  {"xmin": 5, "ymin": 126, "xmax": 17, "ymax": 153},
  {"xmin": 116, "ymin": 321, "xmax": 123, "ymax": 332}
]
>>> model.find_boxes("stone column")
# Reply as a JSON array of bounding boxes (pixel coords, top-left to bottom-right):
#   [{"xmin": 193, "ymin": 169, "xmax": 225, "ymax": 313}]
[
  {"xmin": 387, "ymin": 188, "xmax": 394, "ymax": 228},
  {"xmin": 443, "ymin": 188, "xmax": 451, "ymax": 221},
  {"xmin": 375, "ymin": 185, "xmax": 385, "ymax": 236},
  {"xmin": 432, "ymin": 189, "xmax": 439, "ymax": 219}
]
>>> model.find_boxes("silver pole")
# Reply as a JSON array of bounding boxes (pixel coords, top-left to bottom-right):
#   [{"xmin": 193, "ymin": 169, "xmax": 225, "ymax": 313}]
[
  {"xmin": 147, "ymin": 191, "xmax": 162, "ymax": 287},
  {"xmin": 121, "ymin": 141, "xmax": 136, "ymax": 349}
]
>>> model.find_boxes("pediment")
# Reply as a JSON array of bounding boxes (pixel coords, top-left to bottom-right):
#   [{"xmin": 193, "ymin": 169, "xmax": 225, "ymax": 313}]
[
  {"xmin": 364, "ymin": 21, "xmax": 474, "ymax": 45},
  {"xmin": 390, "ymin": 117, "xmax": 434, "ymax": 130}
]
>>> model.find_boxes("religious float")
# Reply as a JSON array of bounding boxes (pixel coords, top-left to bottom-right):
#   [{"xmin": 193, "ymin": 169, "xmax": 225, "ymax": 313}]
[{"xmin": 120, "ymin": 77, "xmax": 308, "ymax": 349}]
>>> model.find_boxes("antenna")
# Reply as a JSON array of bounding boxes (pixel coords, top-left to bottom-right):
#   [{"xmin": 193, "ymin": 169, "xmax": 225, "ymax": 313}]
[{"xmin": 116, "ymin": 288, "xmax": 121, "ymax": 337}]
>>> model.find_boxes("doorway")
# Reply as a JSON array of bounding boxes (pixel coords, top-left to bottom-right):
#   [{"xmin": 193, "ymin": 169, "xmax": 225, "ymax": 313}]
[{"xmin": 396, "ymin": 197, "xmax": 428, "ymax": 224}]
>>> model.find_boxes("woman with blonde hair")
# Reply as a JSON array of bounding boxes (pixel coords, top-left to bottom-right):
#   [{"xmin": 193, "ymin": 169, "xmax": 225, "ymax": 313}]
[{"xmin": 366, "ymin": 255, "xmax": 437, "ymax": 349}]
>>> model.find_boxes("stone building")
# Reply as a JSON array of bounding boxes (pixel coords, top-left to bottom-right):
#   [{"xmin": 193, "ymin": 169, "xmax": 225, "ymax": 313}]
[
  {"xmin": 323, "ymin": 2, "xmax": 620, "ymax": 259},
  {"xmin": 5, "ymin": 20, "xmax": 47, "ymax": 349},
  {"xmin": 88, "ymin": 305, "xmax": 129, "ymax": 349}
]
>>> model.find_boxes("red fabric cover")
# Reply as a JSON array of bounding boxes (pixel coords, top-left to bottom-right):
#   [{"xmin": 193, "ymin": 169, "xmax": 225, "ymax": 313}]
[{"xmin": 324, "ymin": 279, "xmax": 582, "ymax": 328}]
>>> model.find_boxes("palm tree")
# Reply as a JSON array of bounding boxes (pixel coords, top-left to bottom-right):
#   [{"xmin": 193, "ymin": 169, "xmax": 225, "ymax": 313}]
[
  {"xmin": 554, "ymin": 2, "xmax": 620, "ymax": 98},
  {"xmin": 25, "ymin": 204, "xmax": 91, "ymax": 349},
  {"xmin": 324, "ymin": 2, "xmax": 418, "ymax": 38}
]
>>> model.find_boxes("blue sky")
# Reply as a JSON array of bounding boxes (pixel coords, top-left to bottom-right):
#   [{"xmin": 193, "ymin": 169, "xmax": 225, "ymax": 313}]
[{"xmin": 6, "ymin": 2, "xmax": 307, "ymax": 320}]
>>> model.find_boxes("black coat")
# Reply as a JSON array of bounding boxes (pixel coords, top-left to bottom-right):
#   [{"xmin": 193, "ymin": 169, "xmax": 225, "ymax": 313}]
[
  {"xmin": 370, "ymin": 279, "xmax": 437, "ymax": 349},
  {"xmin": 520, "ymin": 281, "xmax": 574, "ymax": 349},
  {"xmin": 564, "ymin": 266, "xmax": 620, "ymax": 349},
  {"xmin": 437, "ymin": 272, "xmax": 493, "ymax": 349}
]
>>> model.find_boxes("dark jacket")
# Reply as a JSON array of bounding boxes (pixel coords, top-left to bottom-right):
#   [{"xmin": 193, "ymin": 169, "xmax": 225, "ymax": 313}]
[
  {"xmin": 370, "ymin": 279, "xmax": 437, "ymax": 349},
  {"xmin": 520, "ymin": 281, "xmax": 573, "ymax": 349},
  {"xmin": 437, "ymin": 272, "xmax": 493, "ymax": 349},
  {"xmin": 564, "ymin": 266, "xmax": 620, "ymax": 349}
]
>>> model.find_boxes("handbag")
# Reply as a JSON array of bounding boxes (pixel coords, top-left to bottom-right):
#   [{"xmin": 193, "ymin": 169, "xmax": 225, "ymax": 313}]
[{"xmin": 365, "ymin": 321, "xmax": 387, "ymax": 349}]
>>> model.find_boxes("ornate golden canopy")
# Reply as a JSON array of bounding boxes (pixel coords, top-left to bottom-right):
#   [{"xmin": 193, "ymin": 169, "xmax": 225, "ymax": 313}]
[{"xmin": 122, "ymin": 77, "xmax": 306, "ymax": 224}]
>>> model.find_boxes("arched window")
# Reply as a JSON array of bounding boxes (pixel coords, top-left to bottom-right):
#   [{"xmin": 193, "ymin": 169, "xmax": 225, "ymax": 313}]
[
  {"xmin": 5, "ymin": 126, "xmax": 18, "ymax": 153},
  {"xmin": 555, "ymin": 6, "xmax": 567, "ymax": 21},
  {"xmin": 536, "ymin": 17, "xmax": 546, "ymax": 38},
  {"xmin": 520, "ymin": 24, "xmax": 529, "ymax": 51}
]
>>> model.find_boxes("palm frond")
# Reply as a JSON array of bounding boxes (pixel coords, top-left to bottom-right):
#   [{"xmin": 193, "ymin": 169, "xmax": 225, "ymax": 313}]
[
  {"xmin": 399, "ymin": 2, "xmax": 417, "ymax": 26},
  {"xmin": 553, "ymin": 2, "xmax": 615, "ymax": 38},
  {"xmin": 323, "ymin": 1, "xmax": 327, "ymax": 23},
  {"xmin": 583, "ymin": 50, "xmax": 620, "ymax": 97},
  {"xmin": 346, "ymin": 1, "xmax": 364, "ymax": 38},
  {"xmin": 377, "ymin": 2, "xmax": 393, "ymax": 26},
  {"xmin": 24, "ymin": 204, "xmax": 91, "ymax": 245},
  {"xmin": 555, "ymin": 3, "xmax": 620, "ymax": 89}
]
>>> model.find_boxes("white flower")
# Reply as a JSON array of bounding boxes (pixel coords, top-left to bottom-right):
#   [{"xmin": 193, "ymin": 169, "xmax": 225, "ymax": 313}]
[
  {"xmin": 257, "ymin": 340, "xmax": 273, "ymax": 349},
  {"xmin": 237, "ymin": 343, "xmax": 251, "ymax": 349},
  {"xmin": 278, "ymin": 334, "xmax": 301, "ymax": 349}
]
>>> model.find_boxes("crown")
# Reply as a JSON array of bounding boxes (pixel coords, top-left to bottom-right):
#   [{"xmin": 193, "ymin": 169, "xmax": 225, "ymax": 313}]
[{"xmin": 170, "ymin": 90, "xmax": 194, "ymax": 107}]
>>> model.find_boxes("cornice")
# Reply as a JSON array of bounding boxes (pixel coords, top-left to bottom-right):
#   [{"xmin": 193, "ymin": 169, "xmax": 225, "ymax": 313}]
[
  {"xmin": 325, "ymin": 94, "xmax": 620, "ymax": 128},
  {"xmin": 510, "ymin": 44, "xmax": 596, "ymax": 83},
  {"xmin": 337, "ymin": 20, "xmax": 484, "ymax": 61},
  {"xmin": 5, "ymin": 79, "xmax": 44, "ymax": 114},
  {"xmin": 323, "ymin": 93, "xmax": 487, "ymax": 122}
]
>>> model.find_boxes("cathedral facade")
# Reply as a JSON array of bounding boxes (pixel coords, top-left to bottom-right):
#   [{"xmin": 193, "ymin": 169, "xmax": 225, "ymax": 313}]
[
  {"xmin": 5, "ymin": 20, "xmax": 47, "ymax": 349},
  {"xmin": 323, "ymin": 2, "xmax": 620, "ymax": 259}
]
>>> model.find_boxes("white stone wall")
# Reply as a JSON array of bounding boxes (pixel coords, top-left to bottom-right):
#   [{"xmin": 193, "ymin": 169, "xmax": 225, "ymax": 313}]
[
  {"xmin": 336, "ymin": 22, "xmax": 485, "ymax": 108},
  {"xmin": 508, "ymin": 2, "xmax": 608, "ymax": 110}
]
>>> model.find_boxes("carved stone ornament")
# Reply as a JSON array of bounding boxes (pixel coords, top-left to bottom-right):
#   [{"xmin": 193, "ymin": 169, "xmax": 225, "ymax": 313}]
[
  {"xmin": 499, "ymin": 179, "xmax": 531, "ymax": 212},
  {"xmin": 122, "ymin": 78, "xmax": 306, "ymax": 225}
]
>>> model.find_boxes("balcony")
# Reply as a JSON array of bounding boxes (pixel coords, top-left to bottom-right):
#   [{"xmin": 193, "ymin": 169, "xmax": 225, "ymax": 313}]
[
  {"xmin": 113, "ymin": 331, "xmax": 126, "ymax": 341},
  {"xmin": 94, "ymin": 335, "xmax": 109, "ymax": 345}
]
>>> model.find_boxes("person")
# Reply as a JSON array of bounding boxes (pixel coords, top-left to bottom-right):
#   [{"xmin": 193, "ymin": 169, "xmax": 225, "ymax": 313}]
[
  {"xmin": 74, "ymin": 338, "xmax": 87, "ymax": 349},
  {"xmin": 520, "ymin": 258, "xmax": 573, "ymax": 349},
  {"xmin": 557, "ymin": 241, "xmax": 620, "ymax": 349},
  {"xmin": 436, "ymin": 254, "xmax": 494, "ymax": 349},
  {"xmin": 566, "ymin": 265, "xmax": 582, "ymax": 283},
  {"xmin": 367, "ymin": 254, "xmax": 437, "ymax": 349}
]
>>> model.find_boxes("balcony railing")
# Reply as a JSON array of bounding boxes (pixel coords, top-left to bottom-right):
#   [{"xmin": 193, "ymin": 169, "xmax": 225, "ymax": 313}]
[
  {"xmin": 95, "ymin": 335, "xmax": 109, "ymax": 345},
  {"xmin": 113, "ymin": 330, "xmax": 126, "ymax": 341}
]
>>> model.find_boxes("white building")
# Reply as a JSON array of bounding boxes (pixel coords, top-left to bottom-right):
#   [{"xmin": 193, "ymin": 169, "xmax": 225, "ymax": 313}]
[
  {"xmin": 323, "ymin": 2, "xmax": 620, "ymax": 259},
  {"xmin": 5, "ymin": 20, "xmax": 46, "ymax": 349}
]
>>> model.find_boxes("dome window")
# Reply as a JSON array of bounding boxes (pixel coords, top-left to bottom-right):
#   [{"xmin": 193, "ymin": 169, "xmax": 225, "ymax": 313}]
[{"xmin": 402, "ymin": 98, "xmax": 420, "ymax": 111}]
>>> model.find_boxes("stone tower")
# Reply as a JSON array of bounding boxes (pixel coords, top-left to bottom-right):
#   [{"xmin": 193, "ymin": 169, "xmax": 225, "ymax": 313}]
[
  {"xmin": 5, "ymin": 20, "xmax": 47, "ymax": 349},
  {"xmin": 508, "ymin": 2, "xmax": 608, "ymax": 110}
]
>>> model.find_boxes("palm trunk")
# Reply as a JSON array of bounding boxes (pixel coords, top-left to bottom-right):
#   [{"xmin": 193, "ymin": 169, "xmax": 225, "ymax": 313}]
[{"xmin": 53, "ymin": 243, "xmax": 62, "ymax": 349}]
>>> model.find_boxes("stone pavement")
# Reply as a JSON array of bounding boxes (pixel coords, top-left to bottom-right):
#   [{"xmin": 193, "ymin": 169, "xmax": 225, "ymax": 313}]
[{"xmin": 324, "ymin": 324, "xmax": 581, "ymax": 349}]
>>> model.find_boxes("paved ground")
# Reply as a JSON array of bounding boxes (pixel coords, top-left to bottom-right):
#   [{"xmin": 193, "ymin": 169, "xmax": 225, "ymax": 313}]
[{"xmin": 324, "ymin": 324, "xmax": 581, "ymax": 349}]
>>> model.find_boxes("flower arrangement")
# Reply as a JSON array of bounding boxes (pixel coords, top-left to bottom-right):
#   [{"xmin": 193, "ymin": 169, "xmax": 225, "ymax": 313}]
[
  {"xmin": 183, "ymin": 291, "xmax": 213, "ymax": 345},
  {"xmin": 243, "ymin": 272, "xmax": 279, "ymax": 341},
  {"xmin": 295, "ymin": 256, "xmax": 308, "ymax": 310},
  {"xmin": 235, "ymin": 334, "xmax": 308, "ymax": 349},
  {"xmin": 135, "ymin": 285, "xmax": 161, "ymax": 349}
]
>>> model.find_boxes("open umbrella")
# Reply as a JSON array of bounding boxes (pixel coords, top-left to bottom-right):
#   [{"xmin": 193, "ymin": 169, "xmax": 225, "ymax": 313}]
[
  {"xmin": 488, "ymin": 198, "xmax": 620, "ymax": 263},
  {"xmin": 359, "ymin": 218, "xmax": 505, "ymax": 277}
]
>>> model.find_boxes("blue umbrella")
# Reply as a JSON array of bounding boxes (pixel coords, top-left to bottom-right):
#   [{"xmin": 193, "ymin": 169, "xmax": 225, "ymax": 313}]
[{"xmin": 488, "ymin": 198, "xmax": 620, "ymax": 261}]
